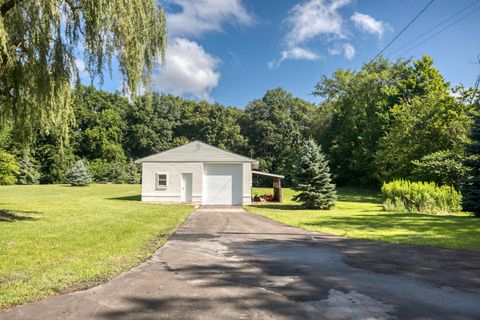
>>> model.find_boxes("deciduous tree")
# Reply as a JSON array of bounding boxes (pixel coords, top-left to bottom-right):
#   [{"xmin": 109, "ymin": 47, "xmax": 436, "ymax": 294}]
[
  {"xmin": 374, "ymin": 94, "xmax": 471, "ymax": 182},
  {"xmin": 241, "ymin": 88, "xmax": 314, "ymax": 181},
  {"xmin": 0, "ymin": 0, "xmax": 167, "ymax": 142},
  {"xmin": 0, "ymin": 148, "xmax": 19, "ymax": 185}
]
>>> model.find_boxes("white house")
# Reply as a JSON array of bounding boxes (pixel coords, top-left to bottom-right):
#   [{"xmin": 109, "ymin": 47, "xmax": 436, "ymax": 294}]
[{"xmin": 135, "ymin": 141, "xmax": 259, "ymax": 205}]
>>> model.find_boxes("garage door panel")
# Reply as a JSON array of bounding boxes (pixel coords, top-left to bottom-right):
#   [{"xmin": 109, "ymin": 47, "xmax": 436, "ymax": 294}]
[{"xmin": 204, "ymin": 164, "xmax": 242, "ymax": 205}]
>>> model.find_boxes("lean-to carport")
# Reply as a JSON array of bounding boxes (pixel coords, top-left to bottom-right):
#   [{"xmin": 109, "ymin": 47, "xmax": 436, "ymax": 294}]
[{"xmin": 252, "ymin": 170, "xmax": 284, "ymax": 202}]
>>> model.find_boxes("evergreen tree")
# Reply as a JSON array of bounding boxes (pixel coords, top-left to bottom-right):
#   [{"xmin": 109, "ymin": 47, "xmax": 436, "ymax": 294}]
[
  {"xmin": 67, "ymin": 160, "xmax": 92, "ymax": 187},
  {"xmin": 17, "ymin": 154, "xmax": 40, "ymax": 185},
  {"xmin": 462, "ymin": 105, "xmax": 480, "ymax": 216},
  {"xmin": 292, "ymin": 140, "xmax": 337, "ymax": 209}
]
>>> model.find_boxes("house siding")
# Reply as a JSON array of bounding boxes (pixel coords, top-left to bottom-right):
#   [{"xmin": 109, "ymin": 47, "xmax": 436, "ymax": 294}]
[
  {"xmin": 141, "ymin": 161, "xmax": 253, "ymax": 204},
  {"xmin": 141, "ymin": 162, "xmax": 203, "ymax": 204},
  {"xmin": 242, "ymin": 162, "xmax": 252, "ymax": 204}
]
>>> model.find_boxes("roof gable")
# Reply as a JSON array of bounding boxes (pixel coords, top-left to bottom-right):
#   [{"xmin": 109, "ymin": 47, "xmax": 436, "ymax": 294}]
[{"xmin": 135, "ymin": 141, "xmax": 258, "ymax": 166}]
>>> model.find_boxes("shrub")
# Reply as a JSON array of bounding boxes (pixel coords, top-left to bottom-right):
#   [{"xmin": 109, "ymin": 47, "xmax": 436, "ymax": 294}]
[
  {"xmin": 381, "ymin": 180, "xmax": 462, "ymax": 214},
  {"xmin": 88, "ymin": 159, "xmax": 140, "ymax": 184},
  {"xmin": 123, "ymin": 160, "xmax": 141, "ymax": 184},
  {"xmin": 0, "ymin": 149, "xmax": 20, "ymax": 185},
  {"xmin": 411, "ymin": 150, "xmax": 466, "ymax": 188},
  {"xmin": 88, "ymin": 159, "xmax": 124, "ymax": 183},
  {"xmin": 67, "ymin": 160, "xmax": 92, "ymax": 186}
]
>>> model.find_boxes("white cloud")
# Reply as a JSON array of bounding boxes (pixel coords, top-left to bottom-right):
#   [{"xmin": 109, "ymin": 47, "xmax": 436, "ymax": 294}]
[
  {"xmin": 269, "ymin": 47, "xmax": 319, "ymax": 69},
  {"xmin": 328, "ymin": 43, "xmax": 355, "ymax": 60},
  {"xmin": 350, "ymin": 12, "xmax": 390, "ymax": 37},
  {"xmin": 154, "ymin": 38, "xmax": 220, "ymax": 100},
  {"xmin": 272, "ymin": 0, "xmax": 350, "ymax": 67},
  {"xmin": 282, "ymin": 47, "xmax": 319, "ymax": 60},
  {"xmin": 165, "ymin": 0, "xmax": 254, "ymax": 38},
  {"xmin": 343, "ymin": 43, "xmax": 355, "ymax": 60},
  {"xmin": 154, "ymin": 0, "xmax": 254, "ymax": 99},
  {"xmin": 286, "ymin": 0, "xmax": 350, "ymax": 46}
]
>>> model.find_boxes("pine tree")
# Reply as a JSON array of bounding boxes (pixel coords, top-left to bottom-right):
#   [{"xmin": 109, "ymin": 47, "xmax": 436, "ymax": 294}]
[
  {"xmin": 17, "ymin": 154, "xmax": 40, "ymax": 185},
  {"xmin": 462, "ymin": 105, "xmax": 480, "ymax": 216},
  {"xmin": 67, "ymin": 160, "xmax": 92, "ymax": 187},
  {"xmin": 292, "ymin": 140, "xmax": 337, "ymax": 209}
]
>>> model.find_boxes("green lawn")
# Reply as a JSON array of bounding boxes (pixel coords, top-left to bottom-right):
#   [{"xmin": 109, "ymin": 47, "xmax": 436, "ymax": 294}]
[
  {"xmin": 0, "ymin": 184, "xmax": 193, "ymax": 309},
  {"xmin": 247, "ymin": 187, "xmax": 480, "ymax": 250}
]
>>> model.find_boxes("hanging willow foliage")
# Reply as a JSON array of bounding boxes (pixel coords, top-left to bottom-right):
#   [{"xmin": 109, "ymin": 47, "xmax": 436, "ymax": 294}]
[{"xmin": 0, "ymin": 0, "xmax": 167, "ymax": 142}]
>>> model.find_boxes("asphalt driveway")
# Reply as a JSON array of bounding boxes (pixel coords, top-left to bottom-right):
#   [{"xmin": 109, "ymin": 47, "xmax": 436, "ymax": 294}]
[{"xmin": 2, "ymin": 206, "xmax": 480, "ymax": 319}]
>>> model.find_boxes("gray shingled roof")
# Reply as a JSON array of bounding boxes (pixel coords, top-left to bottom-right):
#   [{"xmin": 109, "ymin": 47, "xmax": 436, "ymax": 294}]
[{"xmin": 135, "ymin": 141, "xmax": 259, "ymax": 168}]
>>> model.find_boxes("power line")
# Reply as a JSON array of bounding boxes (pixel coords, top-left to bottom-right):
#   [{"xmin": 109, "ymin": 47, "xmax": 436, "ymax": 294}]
[
  {"xmin": 371, "ymin": 0, "xmax": 435, "ymax": 62},
  {"xmin": 394, "ymin": 5, "xmax": 480, "ymax": 59},
  {"xmin": 386, "ymin": 0, "xmax": 480, "ymax": 58},
  {"xmin": 338, "ymin": 0, "xmax": 435, "ymax": 92}
]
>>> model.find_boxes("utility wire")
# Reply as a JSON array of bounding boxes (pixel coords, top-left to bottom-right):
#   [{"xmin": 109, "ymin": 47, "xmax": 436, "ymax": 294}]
[
  {"xmin": 315, "ymin": 0, "xmax": 435, "ymax": 102},
  {"xmin": 395, "ymin": 4, "xmax": 480, "ymax": 59},
  {"xmin": 371, "ymin": 0, "xmax": 435, "ymax": 62},
  {"xmin": 336, "ymin": 0, "xmax": 435, "ymax": 93},
  {"xmin": 386, "ymin": 0, "xmax": 480, "ymax": 58}
]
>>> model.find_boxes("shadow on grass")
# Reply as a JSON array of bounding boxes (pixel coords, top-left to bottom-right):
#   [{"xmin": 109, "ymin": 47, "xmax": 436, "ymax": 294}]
[
  {"xmin": 0, "ymin": 210, "xmax": 39, "ymax": 222},
  {"xmin": 108, "ymin": 195, "xmax": 141, "ymax": 201}
]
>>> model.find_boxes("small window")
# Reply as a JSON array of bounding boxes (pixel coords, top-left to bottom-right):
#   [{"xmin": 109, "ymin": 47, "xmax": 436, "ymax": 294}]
[{"xmin": 156, "ymin": 173, "xmax": 168, "ymax": 189}]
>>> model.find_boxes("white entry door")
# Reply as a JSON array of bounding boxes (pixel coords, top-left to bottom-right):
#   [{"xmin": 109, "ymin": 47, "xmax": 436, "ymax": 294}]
[
  {"xmin": 203, "ymin": 164, "xmax": 242, "ymax": 205},
  {"xmin": 181, "ymin": 173, "xmax": 193, "ymax": 203}
]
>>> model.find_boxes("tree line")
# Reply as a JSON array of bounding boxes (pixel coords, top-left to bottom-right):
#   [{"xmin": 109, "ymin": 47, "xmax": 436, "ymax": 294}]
[{"xmin": 0, "ymin": 55, "xmax": 478, "ymax": 189}]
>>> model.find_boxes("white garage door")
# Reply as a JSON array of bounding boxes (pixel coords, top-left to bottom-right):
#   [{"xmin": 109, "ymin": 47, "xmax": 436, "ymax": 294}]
[{"xmin": 203, "ymin": 164, "xmax": 242, "ymax": 205}]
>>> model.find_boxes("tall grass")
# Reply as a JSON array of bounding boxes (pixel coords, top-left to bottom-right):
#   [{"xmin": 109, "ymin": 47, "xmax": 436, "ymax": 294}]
[{"xmin": 381, "ymin": 180, "xmax": 461, "ymax": 214}]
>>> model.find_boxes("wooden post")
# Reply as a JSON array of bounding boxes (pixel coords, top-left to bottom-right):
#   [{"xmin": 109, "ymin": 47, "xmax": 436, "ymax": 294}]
[{"xmin": 273, "ymin": 177, "xmax": 282, "ymax": 203}]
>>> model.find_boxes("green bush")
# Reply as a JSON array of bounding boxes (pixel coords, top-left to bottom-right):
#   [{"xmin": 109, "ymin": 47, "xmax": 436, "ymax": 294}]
[
  {"xmin": 411, "ymin": 150, "xmax": 466, "ymax": 188},
  {"xmin": 381, "ymin": 180, "xmax": 461, "ymax": 214},
  {"xmin": 88, "ymin": 159, "xmax": 140, "ymax": 184},
  {"xmin": 0, "ymin": 148, "xmax": 20, "ymax": 185}
]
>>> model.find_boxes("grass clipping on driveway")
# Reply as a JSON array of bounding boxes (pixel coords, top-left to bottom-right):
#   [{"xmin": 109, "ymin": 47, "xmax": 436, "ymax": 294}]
[
  {"xmin": 0, "ymin": 184, "xmax": 193, "ymax": 309},
  {"xmin": 247, "ymin": 187, "xmax": 480, "ymax": 250}
]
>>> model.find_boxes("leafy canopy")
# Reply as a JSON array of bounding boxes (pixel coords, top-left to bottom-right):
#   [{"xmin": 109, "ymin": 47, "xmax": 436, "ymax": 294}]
[
  {"xmin": 241, "ymin": 88, "xmax": 314, "ymax": 182},
  {"xmin": 0, "ymin": 0, "xmax": 167, "ymax": 142},
  {"xmin": 411, "ymin": 150, "xmax": 467, "ymax": 188},
  {"xmin": 375, "ymin": 94, "xmax": 471, "ymax": 183},
  {"xmin": 312, "ymin": 56, "xmax": 472, "ymax": 186},
  {"xmin": 0, "ymin": 148, "xmax": 19, "ymax": 185}
]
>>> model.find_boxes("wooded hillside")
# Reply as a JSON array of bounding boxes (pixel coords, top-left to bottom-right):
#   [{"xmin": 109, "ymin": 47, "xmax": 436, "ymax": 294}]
[{"xmin": 1, "ymin": 56, "xmax": 478, "ymax": 187}]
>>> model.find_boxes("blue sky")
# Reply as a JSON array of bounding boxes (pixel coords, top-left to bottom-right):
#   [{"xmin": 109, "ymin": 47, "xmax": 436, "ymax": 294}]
[{"xmin": 80, "ymin": 0, "xmax": 480, "ymax": 108}]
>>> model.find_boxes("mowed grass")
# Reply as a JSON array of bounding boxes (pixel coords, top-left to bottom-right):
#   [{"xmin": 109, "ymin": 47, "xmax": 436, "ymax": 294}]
[
  {"xmin": 0, "ymin": 184, "xmax": 193, "ymax": 309},
  {"xmin": 247, "ymin": 187, "xmax": 480, "ymax": 250}
]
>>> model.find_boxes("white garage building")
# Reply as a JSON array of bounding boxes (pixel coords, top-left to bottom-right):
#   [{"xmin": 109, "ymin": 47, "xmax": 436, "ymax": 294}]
[{"xmin": 135, "ymin": 141, "xmax": 259, "ymax": 205}]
